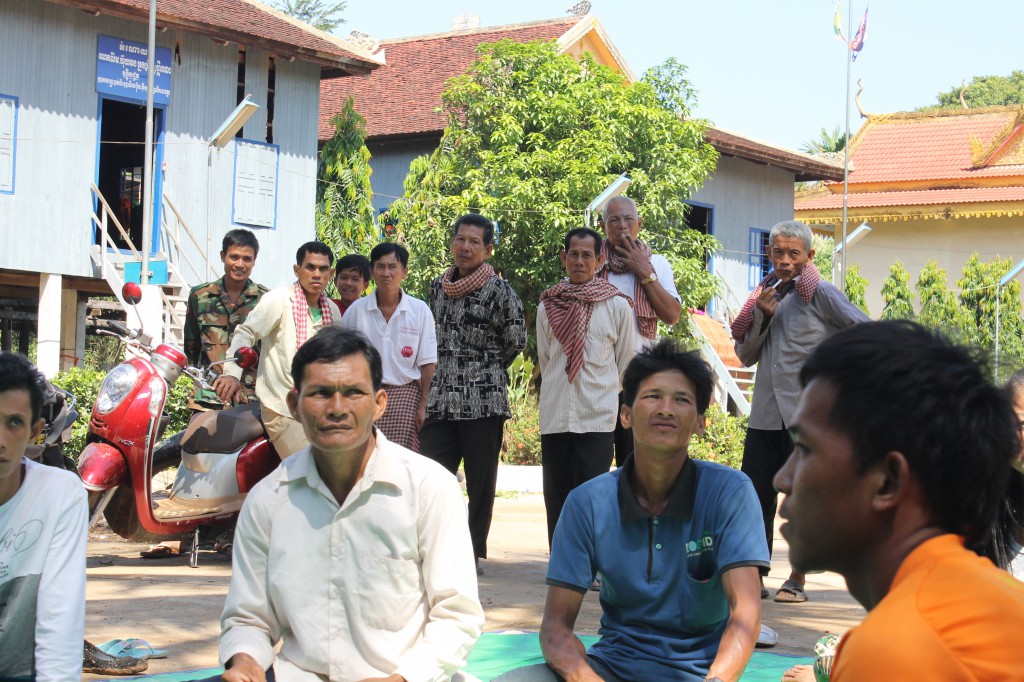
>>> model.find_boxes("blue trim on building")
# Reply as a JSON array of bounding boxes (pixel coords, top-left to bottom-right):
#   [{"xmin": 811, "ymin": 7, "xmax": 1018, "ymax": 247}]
[
  {"xmin": 0, "ymin": 93, "xmax": 18, "ymax": 195},
  {"xmin": 748, "ymin": 228, "xmax": 771, "ymax": 290},
  {"xmin": 686, "ymin": 199, "xmax": 715, "ymax": 314}
]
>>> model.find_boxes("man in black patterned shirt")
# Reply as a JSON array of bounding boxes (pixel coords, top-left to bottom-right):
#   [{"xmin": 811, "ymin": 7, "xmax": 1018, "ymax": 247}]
[{"xmin": 420, "ymin": 214, "xmax": 527, "ymax": 573}]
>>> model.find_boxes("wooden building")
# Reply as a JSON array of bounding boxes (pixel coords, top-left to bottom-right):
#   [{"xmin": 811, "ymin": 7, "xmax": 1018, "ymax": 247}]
[{"xmin": 0, "ymin": 0, "xmax": 380, "ymax": 375}]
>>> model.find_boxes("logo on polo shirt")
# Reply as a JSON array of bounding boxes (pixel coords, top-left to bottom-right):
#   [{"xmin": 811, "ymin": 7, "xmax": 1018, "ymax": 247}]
[
  {"xmin": 401, "ymin": 345, "xmax": 414, "ymax": 358},
  {"xmin": 686, "ymin": 533, "xmax": 714, "ymax": 558}
]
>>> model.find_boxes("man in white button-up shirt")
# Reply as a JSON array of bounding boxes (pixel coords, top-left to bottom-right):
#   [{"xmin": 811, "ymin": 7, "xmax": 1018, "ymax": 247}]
[
  {"xmin": 341, "ymin": 243, "xmax": 437, "ymax": 452},
  {"xmin": 218, "ymin": 327, "xmax": 483, "ymax": 682}
]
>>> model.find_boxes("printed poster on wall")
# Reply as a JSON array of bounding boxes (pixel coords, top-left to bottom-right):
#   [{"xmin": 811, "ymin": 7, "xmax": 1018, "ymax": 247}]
[{"xmin": 96, "ymin": 35, "xmax": 172, "ymax": 105}]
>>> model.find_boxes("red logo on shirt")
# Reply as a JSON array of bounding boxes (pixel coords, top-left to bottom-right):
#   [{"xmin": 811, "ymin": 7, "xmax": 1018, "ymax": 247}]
[{"xmin": 401, "ymin": 345, "xmax": 414, "ymax": 358}]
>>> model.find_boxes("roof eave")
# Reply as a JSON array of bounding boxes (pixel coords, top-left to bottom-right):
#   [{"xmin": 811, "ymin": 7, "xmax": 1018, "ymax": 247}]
[
  {"xmin": 705, "ymin": 127, "xmax": 846, "ymax": 182},
  {"xmin": 47, "ymin": 0, "xmax": 381, "ymax": 77}
]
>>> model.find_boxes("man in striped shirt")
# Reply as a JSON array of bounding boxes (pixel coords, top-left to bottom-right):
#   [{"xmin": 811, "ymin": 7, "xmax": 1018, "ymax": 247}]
[{"xmin": 537, "ymin": 228, "xmax": 636, "ymax": 546}]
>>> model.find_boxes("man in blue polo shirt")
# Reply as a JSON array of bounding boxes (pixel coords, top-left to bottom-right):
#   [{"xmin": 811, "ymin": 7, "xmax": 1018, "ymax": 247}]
[{"xmin": 498, "ymin": 339, "xmax": 768, "ymax": 682}]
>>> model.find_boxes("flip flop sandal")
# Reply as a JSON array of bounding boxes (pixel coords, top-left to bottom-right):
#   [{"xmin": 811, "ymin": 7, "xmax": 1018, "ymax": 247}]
[
  {"xmin": 775, "ymin": 579, "xmax": 808, "ymax": 603},
  {"xmin": 98, "ymin": 638, "xmax": 168, "ymax": 659},
  {"xmin": 140, "ymin": 544, "xmax": 180, "ymax": 559},
  {"xmin": 83, "ymin": 640, "xmax": 148, "ymax": 675},
  {"xmin": 755, "ymin": 624, "xmax": 779, "ymax": 648}
]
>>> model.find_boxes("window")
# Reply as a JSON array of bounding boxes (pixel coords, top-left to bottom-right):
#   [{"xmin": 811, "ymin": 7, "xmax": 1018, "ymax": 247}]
[
  {"xmin": 0, "ymin": 94, "xmax": 17, "ymax": 194},
  {"xmin": 748, "ymin": 228, "xmax": 771, "ymax": 289},
  {"xmin": 233, "ymin": 140, "xmax": 279, "ymax": 228}
]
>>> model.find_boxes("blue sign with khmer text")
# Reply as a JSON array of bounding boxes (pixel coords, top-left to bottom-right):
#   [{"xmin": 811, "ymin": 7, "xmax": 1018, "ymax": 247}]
[{"xmin": 96, "ymin": 35, "xmax": 172, "ymax": 106}]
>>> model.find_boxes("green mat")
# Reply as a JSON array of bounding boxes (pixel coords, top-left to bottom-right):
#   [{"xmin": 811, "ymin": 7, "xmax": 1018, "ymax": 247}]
[{"xmin": 105, "ymin": 632, "xmax": 810, "ymax": 681}]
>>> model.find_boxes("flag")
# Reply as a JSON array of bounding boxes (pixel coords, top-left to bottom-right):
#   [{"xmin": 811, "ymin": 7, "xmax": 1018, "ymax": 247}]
[
  {"xmin": 833, "ymin": 4, "xmax": 847, "ymax": 42},
  {"xmin": 849, "ymin": 8, "xmax": 868, "ymax": 61}
]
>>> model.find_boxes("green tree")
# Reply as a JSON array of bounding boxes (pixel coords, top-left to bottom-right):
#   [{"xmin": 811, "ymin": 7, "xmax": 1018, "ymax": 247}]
[
  {"xmin": 879, "ymin": 260, "xmax": 915, "ymax": 320},
  {"xmin": 957, "ymin": 254, "xmax": 1024, "ymax": 377},
  {"xmin": 273, "ymin": 0, "xmax": 346, "ymax": 32},
  {"xmin": 387, "ymin": 42, "xmax": 720, "ymax": 337},
  {"xmin": 316, "ymin": 97, "xmax": 377, "ymax": 258},
  {"xmin": 811, "ymin": 233, "xmax": 834, "ymax": 276},
  {"xmin": 801, "ymin": 126, "xmax": 847, "ymax": 155},
  {"xmin": 926, "ymin": 71, "xmax": 1024, "ymax": 110},
  {"xmin": 915, "ymin": 260, "xmax": 974, "ymax": 340},
  {"xmin": 844, "ymin": 264, "xmax": 870, "ymax": 316}
]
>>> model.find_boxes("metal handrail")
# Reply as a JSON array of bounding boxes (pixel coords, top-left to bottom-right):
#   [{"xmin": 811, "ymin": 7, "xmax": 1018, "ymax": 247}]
[
  {"xmin": 90, "ymin": 183, "xmax": 142, "ymax": 263},
  {"xmin": 162, "ymin": 194, "xmax": 213, "ymax": 282}
]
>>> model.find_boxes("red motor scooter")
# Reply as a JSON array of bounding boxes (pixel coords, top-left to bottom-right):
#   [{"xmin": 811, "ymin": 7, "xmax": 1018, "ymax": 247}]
[{"xmin": 79, "ymin": 283, "xmax": 279, "ymax": 565}]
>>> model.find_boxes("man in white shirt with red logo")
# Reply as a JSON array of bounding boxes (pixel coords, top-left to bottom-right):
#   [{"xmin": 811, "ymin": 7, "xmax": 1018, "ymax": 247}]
[{"xmin": 342, "ymin": 243, "xmax": 437, "ymax": 452}]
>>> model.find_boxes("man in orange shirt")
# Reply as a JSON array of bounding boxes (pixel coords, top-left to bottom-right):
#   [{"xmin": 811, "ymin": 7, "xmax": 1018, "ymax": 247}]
[{"xmin": 774, "ymin": 320, "xmax": 1024, "ymax": 681}]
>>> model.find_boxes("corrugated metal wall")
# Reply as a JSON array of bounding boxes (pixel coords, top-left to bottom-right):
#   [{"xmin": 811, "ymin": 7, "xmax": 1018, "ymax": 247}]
[
  {"xmin": 0, "ymin": 0, "xmax": 323, "ymax": 290},
  {"xmin": 366, "ymin": 137, "xmax": 439, "ymax": 213}
]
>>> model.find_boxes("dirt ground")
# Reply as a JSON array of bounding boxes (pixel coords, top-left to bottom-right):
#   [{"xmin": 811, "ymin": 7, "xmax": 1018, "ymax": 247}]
[{"xmin": 85, "ymin": 493, "xmax": 864, "ymax": 678}]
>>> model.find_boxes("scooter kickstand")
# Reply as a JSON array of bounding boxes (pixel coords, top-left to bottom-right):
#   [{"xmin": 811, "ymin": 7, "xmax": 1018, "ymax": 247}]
[{"xmin": 189, "ymin": 527, "xmax": 201, "ymax": 568}]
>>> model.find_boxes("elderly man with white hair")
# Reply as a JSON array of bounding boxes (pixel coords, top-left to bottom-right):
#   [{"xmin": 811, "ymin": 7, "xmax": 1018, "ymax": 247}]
[{"xmin": 731, "ymin": 220, "xmax": 869, "ymax": 604}]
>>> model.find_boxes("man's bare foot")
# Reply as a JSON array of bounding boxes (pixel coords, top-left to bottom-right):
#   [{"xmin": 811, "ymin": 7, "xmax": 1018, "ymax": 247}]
[{"xmin": 781, "ymin": 664, "xmax": 815, "ymax": 682}]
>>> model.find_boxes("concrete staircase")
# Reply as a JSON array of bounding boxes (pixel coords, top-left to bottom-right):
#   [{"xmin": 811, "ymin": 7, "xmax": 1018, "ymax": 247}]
[
  {"xmin": 89, "ymin": 183, "xmax": 210, "ymax": 346},
  {"xmin": 689, "ymin": 311, "xmax": 756, "ymax": 417}
]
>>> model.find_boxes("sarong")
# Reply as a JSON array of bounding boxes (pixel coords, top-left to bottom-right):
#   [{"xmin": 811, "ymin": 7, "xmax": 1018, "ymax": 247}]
[{"xmin": 377, "ymin": 380, "xmax": 422, "ymax": 452}]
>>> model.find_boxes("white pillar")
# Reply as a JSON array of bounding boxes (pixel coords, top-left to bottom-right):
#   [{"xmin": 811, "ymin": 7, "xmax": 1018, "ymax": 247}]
[{"xmin": 37, "ymin": 273, "xmax": 62, "ymax": 378}]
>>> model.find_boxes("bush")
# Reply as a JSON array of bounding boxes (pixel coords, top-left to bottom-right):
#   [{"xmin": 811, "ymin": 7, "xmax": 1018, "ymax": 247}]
[
  {"xmin": 688, "ymin": 404, "xmax": 747, "ymax": 469},
  {"xmin": 501, "ymin": 354, "xmax": 542, "ymax": 465},
  {"xmin": 51, "ymin": 366, "xmax": 195, "ymax": 462}
]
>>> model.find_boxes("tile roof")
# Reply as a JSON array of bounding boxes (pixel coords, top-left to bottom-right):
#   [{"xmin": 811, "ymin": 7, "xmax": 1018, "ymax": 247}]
[
  {"xmin": 706, "ymin": 127, "xmax": 845, "ymax": 182},
  {"xmin": 47, "ymin": 0, "xmax": 382, "ymax": 75},
  {"xmin": 319, "ymin": 16, "xmax": 583, "ymax": 140},
  {"xmin": 838, "ymin": 107, "xmax": 1024, "ymax": 185},
  {"xmin": 796, "ymin": 185, "xmax": 1024, "ymax": 210}
]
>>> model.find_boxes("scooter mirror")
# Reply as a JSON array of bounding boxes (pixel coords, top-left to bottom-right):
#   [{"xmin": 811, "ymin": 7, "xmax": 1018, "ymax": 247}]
[
  {"xmin": 234, "ymin": 347, "xmax": 259, "ymax": 369},
  {"xmin": 122, "ymin": 282, "xmax": 143, "ymax": 305}
]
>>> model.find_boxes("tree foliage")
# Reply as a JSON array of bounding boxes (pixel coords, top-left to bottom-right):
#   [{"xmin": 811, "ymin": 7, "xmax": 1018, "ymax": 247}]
[
  {"xmin": 880, "ymin": 260, "xmax": 915, "ymax": 320},
  {"xmin": 385, "ymin": 42, "xmax": 720, "ymax": 337},
  {"xmin": 273, "ymin": 0, "xmax": 347, "ymax": 32},
  {"xmin": 915, "ymin": 259, "xmax": 973, "ymax": 339},
  {"xmin": 956, "ymin": 254, "xmax": 1024, "ymax": 378},
  {"xmin": 844, "ymin": 264, "xmax": 870, "ymax": 316},
  {"xmin": 316, "ymin": 96, "xmax": 377, "ymax": 258},
  {"xmin": 801, "ymin": 126, "xmax": 847, "ymax": 155},
  {"xmin": 926, "ymin": 71, "xmax": 1024, "ymax": 110}
]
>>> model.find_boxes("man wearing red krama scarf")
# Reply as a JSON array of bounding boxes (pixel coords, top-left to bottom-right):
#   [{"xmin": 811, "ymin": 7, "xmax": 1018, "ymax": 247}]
[
  {"xmin": 598, "ymin": 196, "xmax": 683, "ymax": 468},
  {"xmin": 537, "ymin": 228, "xmax": 636, "ymax": 547}
]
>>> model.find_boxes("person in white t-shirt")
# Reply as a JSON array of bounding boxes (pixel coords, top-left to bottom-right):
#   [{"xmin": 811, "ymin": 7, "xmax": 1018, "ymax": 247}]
[
  {"xmin": 597, "ymin": 196, "xmax": 683, "ymax": 466},
  {"xmin": 0, "ymin": 352, "xmax": 88, "ymax": 682},
  {"xmin": 342, "ymin": 243, "xmax": 437, "ymax": 452}
]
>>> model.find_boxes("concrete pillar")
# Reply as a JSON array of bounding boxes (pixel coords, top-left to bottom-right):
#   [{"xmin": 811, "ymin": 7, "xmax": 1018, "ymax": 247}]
[
  {"xmin": 75, "ymin": 301, "xmax": 87, "ymax": 367},
  {"xmin": 37, "ymin": 273, "xmax": 62, "ymax": 378}
]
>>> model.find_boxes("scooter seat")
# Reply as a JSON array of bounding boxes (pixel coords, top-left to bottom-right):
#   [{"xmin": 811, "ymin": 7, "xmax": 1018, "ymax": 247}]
[{"xmin": 181, "ymin": 401, "xmax": 266, "ymax": 454}]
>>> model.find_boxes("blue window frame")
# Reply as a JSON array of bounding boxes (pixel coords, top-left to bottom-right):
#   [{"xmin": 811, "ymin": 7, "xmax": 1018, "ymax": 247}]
[
  {"xmin": 0, "ymin": 94, "xmax": 18, "ymax": 194},
  {"xmin": 748, "ymin": 228, "xmax": 771, "ymax": 289},
  {"xmin": 233, "ymin": 139, "xmax": 279, "ymax": 229}
]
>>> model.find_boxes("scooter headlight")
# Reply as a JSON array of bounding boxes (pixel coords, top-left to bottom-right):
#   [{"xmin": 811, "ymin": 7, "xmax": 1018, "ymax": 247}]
[
  {"xmin": 148, "ymin": 376, "xmax": 165, "ymax": 417},
  {"xmin": 95, "ymin": 364, "xmax": 138, "ymax": 414}
]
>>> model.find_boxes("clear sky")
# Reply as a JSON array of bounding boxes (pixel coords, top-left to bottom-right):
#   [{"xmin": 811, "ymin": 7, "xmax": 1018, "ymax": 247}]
[{"xmin": 337, "ymin": 0, "xmax": 1024, "ymax": 151}]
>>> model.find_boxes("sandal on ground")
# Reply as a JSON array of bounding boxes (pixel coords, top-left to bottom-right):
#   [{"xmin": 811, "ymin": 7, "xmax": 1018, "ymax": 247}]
[
  {"xmin": 139, "ymin": 543, "xmax": 180, "ymax": 559},
  {"xmin": 755, "ymin": 623, "xmax": 779, "ymax": 648},
  {"xmin": 213, "ymin": 530, "xmax": 234, "ymax": 557},
  {"xmin": 83, "ymin": 640, "xmax": 148, "ymax": 675},
  {"xmin": 775, "ymin": 579, "xmax": 808, "ymax": 603},
  {"xmin": 97, "ymin": 638, "xmax": 168, "ymax": 660}
]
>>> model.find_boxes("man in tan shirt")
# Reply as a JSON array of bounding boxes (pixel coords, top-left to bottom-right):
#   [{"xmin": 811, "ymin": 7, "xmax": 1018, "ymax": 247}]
[
  {"xmin": 537, "ymin": 228, "xmax": 635, "ymax": 546},
  {"xmin": 216, "ymin": 241, "xmax": 342, "ymax": 459}
]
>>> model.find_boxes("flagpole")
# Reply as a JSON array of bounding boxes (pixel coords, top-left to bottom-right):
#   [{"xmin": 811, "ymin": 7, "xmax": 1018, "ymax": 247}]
[{"xmin": 838, "ymin": 0, "xmax": 853, "ymax": 287}]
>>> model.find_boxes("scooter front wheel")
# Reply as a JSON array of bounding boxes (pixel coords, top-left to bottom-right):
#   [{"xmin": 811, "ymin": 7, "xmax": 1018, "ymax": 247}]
[{"xmin": 101, "ymin": 432, "xmax": 191, "ymax": 543}]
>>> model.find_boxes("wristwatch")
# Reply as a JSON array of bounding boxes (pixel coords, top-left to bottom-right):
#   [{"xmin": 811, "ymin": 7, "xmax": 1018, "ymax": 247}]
[{"xmin": 640, "ymin": 271, "xmax": 658, "ymax": 285}]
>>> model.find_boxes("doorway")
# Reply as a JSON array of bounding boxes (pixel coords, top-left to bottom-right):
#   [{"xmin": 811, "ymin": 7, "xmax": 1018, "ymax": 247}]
[{"xmin": 96, "ymin": 98, "xmax": 162, "ymax": 253}]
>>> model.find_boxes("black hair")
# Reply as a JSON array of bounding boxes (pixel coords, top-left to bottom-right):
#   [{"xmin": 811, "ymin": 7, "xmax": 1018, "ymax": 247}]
[
  {"xmin": 0, "ymin": 352, "xmax": 46, "ymax": 422},
  {"xmin": 1007, "ymin": 368, "xmax": 1024, "ymax": 398},
  {"xmin": 369, "ymin": 242, "xmax": 410, "ymax": 268},
  {"xmin": 621, "ymin": 338, "xmax": 713, "ymax": 414},
  {"xmin": 222, "ymin": 228, "xmax": 260, "ymax": 256},
  {"xmin": 452, "ymin": 214, "xmax": 495, "ymax": 246},
  {"xmin": 295, "ymin": 241, "xmax": 335, "ymax": 267},
  {"xmin": 981, "ymin": 368, "xmax": 1024, "ymax": 570},
  {"xmin": 563, "ymin": 227, "xmax": 603, "ymax": 254},
  {"xmin": 799, "ymin": 320, "xmax": 1019, "ymax": 549},
  {"xmin": 334, "ymin": 254, "xmax": 372, "ymax": 283},
  {"xmin": 291, "ymin": 327, "xmax": 383, "ymax": 392}
]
